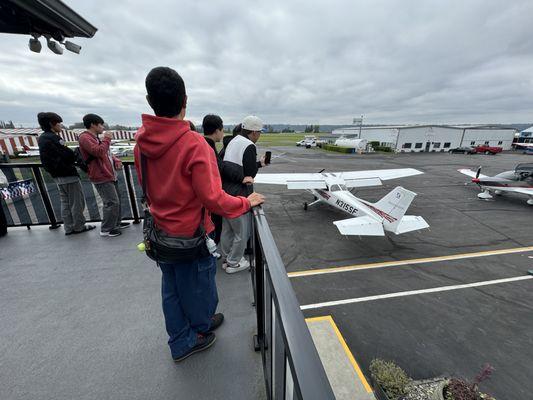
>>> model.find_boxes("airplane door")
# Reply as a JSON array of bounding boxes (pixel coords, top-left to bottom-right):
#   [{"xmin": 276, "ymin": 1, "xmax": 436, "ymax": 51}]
[{"xmin": 425, "ymin": 142, "xmax": 431, "ymax": 152}]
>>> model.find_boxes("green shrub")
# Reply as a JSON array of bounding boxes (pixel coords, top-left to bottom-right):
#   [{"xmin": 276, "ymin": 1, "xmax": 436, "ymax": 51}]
[
  {"xmin": 369, "ymin": 359, "xmax": 411, "ymax": 399},
  {"xmin": 322, "ymin": 144, "xmax": 354, "ymax": 153},
  {"xmin": 373, "ymin": 146, "xmax": 393, "ymax": 152}
]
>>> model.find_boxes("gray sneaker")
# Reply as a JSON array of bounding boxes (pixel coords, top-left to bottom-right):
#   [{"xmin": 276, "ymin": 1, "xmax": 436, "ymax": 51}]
[
  {"xmin": 225, "ymin": 258, "xmax": 250, "ymax": 274},
  {"xmin": 100, "ymin": 228, "xmax": 121, "ymax": 237}
]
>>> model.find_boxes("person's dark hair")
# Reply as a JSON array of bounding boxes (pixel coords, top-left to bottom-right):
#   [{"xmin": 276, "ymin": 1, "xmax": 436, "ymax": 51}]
[
  {"xmin": 232, "ymin": 123, "xmax": 242, "ymax": 137},
  {"xmin": 241, "ymin": 128, "xmax": 253, "ymax": 138},
  {"xmin": 37, "ymin": 112, "xmax": 62, "ymax": 131},
  {"xmin": 202, "ymin": 114, "xmax": 223, "ymax": 135},
  {"xmin": 222, "ymin": 135, "xmax": 233, "ymax": 148},
  {"xmin": 189, "ymin": 121, "xmax": 197, "ymax": 132},
  {"xmin": 145, "ymin": 67, "xmax": 186, "ymax": 117},
  {"xmin": 82, "ymin": 113, "xmax": 104, "ymax": 129}
]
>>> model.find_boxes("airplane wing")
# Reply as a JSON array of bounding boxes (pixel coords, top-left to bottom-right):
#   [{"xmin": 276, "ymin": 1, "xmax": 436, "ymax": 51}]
[
  {"xmin": 457, "ymin": 169, "xmax": 489, "ymax": 179},
  {"xmin": 489, "ymin": 187, "xmax": 533, "ymax": 195},
  {"xmin": 336, "ymin": 168, "xmax": 423, "ymax": 181},
  {"xmin": 254, "ymin": 173, "xmax": 327, "ymax": 189},
  {"xmin": 333, "ymin": 216, "xmax": 385, "ymax": 236},
  {"xmin": 254, "ymin": 168, "xmax": 423, "ymax": 188}
]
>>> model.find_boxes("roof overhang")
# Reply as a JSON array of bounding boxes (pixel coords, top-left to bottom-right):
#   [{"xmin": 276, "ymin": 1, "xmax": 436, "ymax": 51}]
[{"xmin": 0, "ymin": 0, "xmax": 97, "ymax": 40}]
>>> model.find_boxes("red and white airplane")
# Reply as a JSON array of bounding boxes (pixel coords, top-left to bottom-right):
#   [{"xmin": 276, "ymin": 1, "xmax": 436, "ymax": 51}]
[
  {"xmin": 458, "ymin": 163, "xmax": 533, "ymax": 205},
  {"xmin": 254, "ymin": 168, "xmax": 429, "ymax": 236}
]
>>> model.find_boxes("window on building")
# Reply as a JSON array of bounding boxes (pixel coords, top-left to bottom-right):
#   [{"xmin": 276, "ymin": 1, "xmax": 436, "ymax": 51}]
[
  {"xmin": 470, "ymin": 141, "xmax": 475, "ymax": 145},
  {"xmin": 402, "ymin": 143, "xmax": 412, "ymax": 149},
  {"xmin": 498, "ymin": 141, "xmax": 502, "ymax": 145},
  {"xmin": 484, "ymin": 141, "xmax": 490, "ymax": 145},
  {"xmin": 444, "ymin": 142, "xmax": 451, "ymax": 148},
  {"xmin": 433, "ymin": 142, "xmax": 441, "ymax": 148},
  {"xmin": 415, "ymin": 143, "xmax": 423, "ymax": 149}
]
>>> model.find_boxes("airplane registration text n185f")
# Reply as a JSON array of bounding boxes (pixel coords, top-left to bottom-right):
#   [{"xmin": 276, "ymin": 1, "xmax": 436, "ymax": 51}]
[{"xmin": 254, "ymin": 168, "xmax": 430, "ymax": 236}]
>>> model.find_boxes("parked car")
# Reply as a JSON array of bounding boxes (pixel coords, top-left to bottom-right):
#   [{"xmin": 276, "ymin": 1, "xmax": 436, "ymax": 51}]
[
  {"xmin": 523, "ymin": 147, "xmax": 533, "ymax": 155},
  {"xmin": 472, "ymin": 145, "xmax": 503, "ymax": 155},
  {"xmin": 296, "ymin": 136, "xmax": 318, "ymax": 148},
  {"xmin": 449, "ymin": 146, "xmax": 476, "ymax": 154}
]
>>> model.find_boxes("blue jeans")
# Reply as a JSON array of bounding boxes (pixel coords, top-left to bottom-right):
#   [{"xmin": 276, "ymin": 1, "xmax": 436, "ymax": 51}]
[{"xmin": 158, "ymin": 256, "xmax": 218, "ymax": 359}]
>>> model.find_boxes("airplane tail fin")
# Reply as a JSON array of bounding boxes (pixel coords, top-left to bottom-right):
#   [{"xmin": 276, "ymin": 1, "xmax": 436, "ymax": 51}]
[{"xmin": 371, "ymin": 186, "xmax": 429, "ymax": 234}]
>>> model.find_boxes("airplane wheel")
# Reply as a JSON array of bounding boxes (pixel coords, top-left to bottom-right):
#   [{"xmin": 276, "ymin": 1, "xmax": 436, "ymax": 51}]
[{"xmin": 303, "ymin": 202, "xmax": 308, "ymax": 211}]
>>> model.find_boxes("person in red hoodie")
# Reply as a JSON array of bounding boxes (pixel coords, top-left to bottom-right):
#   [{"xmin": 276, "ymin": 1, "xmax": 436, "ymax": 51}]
[
  {"xmin": 134, "ymin": 66, "xmax": 264, "ymax": 362},
  {"xmin": 78, "ymin": 114, "xmax": 130, "ymax": 237}
]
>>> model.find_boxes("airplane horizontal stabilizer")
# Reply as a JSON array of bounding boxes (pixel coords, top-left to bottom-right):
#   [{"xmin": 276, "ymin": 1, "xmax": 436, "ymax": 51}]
[
  {"xmin": 333, "ymin": 216, "xmax": 385, "ymax": 236},
  {"xmin": 390, "ymin": 215, "xmax": 429, "ymax": 235}
]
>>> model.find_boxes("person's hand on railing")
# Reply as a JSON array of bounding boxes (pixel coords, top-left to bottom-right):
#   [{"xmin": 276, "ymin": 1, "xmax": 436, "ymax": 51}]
[{"xmin": 247, "ymin": 192, "xmax": 265, "ymax": 208}]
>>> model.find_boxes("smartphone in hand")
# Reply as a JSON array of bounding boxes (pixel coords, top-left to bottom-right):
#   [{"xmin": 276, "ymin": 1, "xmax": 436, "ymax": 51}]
[{"xmin": 264, "ymin": 151, "xmax": 271, "ymax": 165}]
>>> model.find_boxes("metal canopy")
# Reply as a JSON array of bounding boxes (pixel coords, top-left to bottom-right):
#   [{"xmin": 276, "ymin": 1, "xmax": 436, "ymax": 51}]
[{"xmin": 0, "ymin": 0, "xmax": 97, "ymax": 40}]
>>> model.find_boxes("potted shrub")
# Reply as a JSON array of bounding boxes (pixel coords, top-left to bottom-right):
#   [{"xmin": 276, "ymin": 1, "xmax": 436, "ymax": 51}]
[{"xmin": 369, "ymin": 358, "xmax": 411, "ymax": 400}]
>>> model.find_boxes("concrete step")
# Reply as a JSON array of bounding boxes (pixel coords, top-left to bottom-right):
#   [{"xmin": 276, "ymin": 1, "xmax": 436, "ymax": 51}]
[{"xmin": 307, "ymin": 316, "xmax": 376, "ymax": 400}]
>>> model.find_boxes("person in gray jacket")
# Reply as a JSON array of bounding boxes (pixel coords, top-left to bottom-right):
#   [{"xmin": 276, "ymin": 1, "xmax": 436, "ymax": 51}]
[{"xmin": 220, "ymin": 115, "xmax": 267, "ymax": 273}]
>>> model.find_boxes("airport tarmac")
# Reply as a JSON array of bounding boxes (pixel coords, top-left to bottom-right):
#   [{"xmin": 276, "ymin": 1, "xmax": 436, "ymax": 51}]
[{"xmin": 256, "ymin": 147, "xmax": 533, "ymax": 400}]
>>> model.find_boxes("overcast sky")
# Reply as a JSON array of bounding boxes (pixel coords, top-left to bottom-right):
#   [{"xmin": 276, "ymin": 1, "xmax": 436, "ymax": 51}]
[{"xmin": 1, "ymin": 0, "xmax": 532, "ymax": 127}]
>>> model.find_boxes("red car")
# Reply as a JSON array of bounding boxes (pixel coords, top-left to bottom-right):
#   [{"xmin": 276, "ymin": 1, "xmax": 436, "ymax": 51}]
[{"xmin": 472, "ymin": 145, "xmax": 503, "ymax": 155}]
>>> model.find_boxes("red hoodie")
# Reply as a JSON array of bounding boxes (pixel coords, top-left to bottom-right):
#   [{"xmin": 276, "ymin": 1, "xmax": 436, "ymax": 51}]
[
  {"xmin": 134, "ymin": 114, "xmax": 250, "ymax": 237},
  {"xmin": 78, "ymin": 132, "xmax": 120, "ymax": 184}
]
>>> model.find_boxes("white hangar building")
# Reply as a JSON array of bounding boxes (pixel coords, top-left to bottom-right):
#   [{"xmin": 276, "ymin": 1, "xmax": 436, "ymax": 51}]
[{"xmin": 331, "ymin": 125, "xmax": 517, "ymax": 152}]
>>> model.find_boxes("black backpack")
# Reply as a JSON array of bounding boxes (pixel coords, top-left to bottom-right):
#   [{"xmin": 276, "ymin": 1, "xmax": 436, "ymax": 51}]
[{"xmin": 74, "ymin": 147, "xmax": 95, "ymax": 173}]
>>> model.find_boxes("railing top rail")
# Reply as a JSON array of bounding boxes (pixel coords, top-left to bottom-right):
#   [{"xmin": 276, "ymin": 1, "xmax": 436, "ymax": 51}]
[
  {"xmin": 0, "ymin": 161, "xmax": 135, "ymax": 168},
  {"xmin": 253, "ymin": 206, "xmax": 335, "ymax": 399}
]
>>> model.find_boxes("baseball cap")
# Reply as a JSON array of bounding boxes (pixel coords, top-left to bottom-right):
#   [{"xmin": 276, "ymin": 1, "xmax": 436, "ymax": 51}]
[{"xmin": 242, "ymin": 115, "xmax": 263, "ymax": 132}]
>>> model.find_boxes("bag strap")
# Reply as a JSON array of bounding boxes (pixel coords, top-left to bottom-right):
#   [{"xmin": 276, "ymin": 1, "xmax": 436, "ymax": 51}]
[{"xmin": 139, "ymin": 152, "xmax": 206, "ymax": 236}]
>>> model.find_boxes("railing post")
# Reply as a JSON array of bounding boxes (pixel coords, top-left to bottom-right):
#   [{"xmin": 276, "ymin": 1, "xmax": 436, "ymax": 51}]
[
  {"xmin": 31, "ymin": 166, "xmax": 61, "ymax": 230},
  {"xmin": 123, "ymin": 164, "xmax": 140, "ymax": 224},
  {"xmin": 252, "ymin": 207, "xmax": 266, "ymax": 352}
]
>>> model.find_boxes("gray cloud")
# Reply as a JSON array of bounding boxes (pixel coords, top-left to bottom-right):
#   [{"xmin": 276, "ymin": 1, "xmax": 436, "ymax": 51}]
[{"xmin": 0, "ymin": 0, "xmax": 532, "ymax": 127}]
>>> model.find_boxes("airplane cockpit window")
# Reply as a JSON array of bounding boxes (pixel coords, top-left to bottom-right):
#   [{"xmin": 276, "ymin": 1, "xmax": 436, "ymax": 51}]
[
  {"xmin": 339, "ymin": 184, "xmax": 347, "ymax": 191},
  {"xmin": 330, "ymin": 184, "xmax": 341, "ymax": 192}
]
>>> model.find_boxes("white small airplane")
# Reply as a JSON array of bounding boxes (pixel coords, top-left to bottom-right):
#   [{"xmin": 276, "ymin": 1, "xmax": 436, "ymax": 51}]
[
  {"xmin": 458, "ymin": 163, "xmax": 533, "ymax": 205},
  {"xmin": 254, "ymin": 168, "xmax": 429, "ymax": 236}
]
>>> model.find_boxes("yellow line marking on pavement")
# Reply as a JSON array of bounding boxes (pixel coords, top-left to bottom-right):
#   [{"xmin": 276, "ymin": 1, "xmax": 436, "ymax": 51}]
[
  {"xmin": 289, "ymin": 246, "xmax": 533, "ymax": 278},
  {"xmin": 306, "ymin": 315, "xmax": 373, "ymax": 393}
]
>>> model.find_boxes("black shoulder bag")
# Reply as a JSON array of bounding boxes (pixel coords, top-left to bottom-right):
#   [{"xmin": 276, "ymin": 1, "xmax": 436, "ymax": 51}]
[{"xmin": 140, "ymin": 153, "xmax": 209, "ymax": 263}]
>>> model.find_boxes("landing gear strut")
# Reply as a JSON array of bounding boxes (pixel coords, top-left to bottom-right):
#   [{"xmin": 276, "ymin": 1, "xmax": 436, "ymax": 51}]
[{"xmin": 303, "ymin": 198, "xmax": 320, "ymax": 211}]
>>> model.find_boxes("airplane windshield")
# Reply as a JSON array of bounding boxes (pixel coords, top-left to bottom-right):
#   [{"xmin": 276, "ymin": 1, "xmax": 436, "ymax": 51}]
[{"xmin": 330, "ymin": 184, "xmax": 347, "ymax": 192}]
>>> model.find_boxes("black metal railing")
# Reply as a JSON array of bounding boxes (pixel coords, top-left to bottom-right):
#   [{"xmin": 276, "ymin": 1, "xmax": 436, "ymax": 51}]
[
  {"xmin": 250, "ymin": 206, "xmax": 335, "ymax": 400},
  {"xmin": 0, "ymin": 161, "xmax": 141, "ymax": 228},
  {"xmin": 0, "ymin": 161, "xmax": 335, "ymax": 399}
]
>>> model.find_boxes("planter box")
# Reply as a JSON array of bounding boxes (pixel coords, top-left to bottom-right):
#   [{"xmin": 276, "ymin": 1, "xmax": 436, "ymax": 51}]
[{"xmin": 371, "ymin": 377, "xmax": 448, "ymax": 400}]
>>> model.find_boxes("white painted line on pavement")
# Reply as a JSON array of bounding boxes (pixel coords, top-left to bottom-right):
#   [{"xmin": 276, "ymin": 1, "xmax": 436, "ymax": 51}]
[{"xmin": 300, "ymin": 275, "xmax": 533, "ymax": 310}]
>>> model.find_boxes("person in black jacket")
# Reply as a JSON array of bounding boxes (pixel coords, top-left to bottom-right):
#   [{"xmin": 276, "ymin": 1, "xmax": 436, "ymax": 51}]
[
  {"xmin": 202, "ymin": 115, "xmax": 252, "ymax": 245},
  {"xmin": 37, "ymin": 112, "xmax": 94, "ymax": 235}
]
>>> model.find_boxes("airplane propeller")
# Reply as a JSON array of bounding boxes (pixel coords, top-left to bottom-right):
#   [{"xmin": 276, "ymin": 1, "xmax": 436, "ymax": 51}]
[{"xmin": 475, "ymin": 166, "xmax": 482, "ymax": 179}]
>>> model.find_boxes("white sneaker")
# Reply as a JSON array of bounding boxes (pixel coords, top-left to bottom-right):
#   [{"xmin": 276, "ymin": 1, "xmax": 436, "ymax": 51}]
[{"xmin": 225, "ymin": 258, "xmax": 250, "ymax": 274}]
